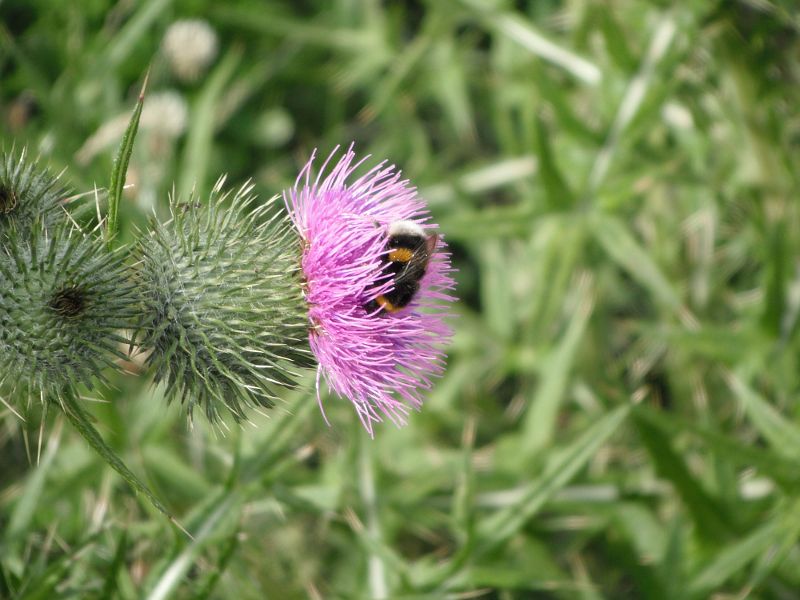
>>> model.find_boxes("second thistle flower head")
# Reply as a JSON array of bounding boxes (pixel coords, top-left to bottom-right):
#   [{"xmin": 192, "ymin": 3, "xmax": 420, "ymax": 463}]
[
  {"xmin": 0, "ymin": 221, "xmax": 139, "ymax": 406},
  {"xmin": 284, "ymin": 146, "xmax": 455, "ymax": 435},
  {"xmin": 134, "ymin": 180, "xmax": 312, "ymax": 423},
  {"xmin": 0, "ymin": 148, "xmax": 65, "ymax": 239}
]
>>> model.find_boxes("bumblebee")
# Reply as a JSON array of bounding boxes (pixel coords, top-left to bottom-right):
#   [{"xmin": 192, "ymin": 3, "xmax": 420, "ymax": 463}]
[{"xmin": 364, "ymin": 220, "xmax": 438, "ymax": 315}]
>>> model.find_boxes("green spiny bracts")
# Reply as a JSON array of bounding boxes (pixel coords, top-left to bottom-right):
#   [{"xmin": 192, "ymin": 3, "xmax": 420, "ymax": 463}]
[
  {"xmin": 0, "ymin": 221, "xmax": 140, "ymax": 407},
  {"xmin": 0, "ymin": 148, "xmax": 67, "ymax": 240},
  {"xmin": 133, "ymin": 179, "xmax": 312, "ymax": 423}
]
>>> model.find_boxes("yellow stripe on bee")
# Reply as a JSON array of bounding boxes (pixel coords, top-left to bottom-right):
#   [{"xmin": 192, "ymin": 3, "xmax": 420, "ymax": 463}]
[
  {"xmin": 388, "ymin": 248, "xmax": 414, "ymax": 263},
  {"xmin": 376, "ymin": 295, "xmax": 400, "ymax": 312}
]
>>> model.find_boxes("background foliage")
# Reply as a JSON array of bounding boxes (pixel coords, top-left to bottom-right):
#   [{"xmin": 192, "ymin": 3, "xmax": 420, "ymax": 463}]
[{"xmin": 2, "ymin": 0, "xmax": 800, "ymax": 597}]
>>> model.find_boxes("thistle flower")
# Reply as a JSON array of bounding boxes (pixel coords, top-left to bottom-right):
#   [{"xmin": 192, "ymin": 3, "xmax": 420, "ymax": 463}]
[
  {"xmin": 284, "ymin": 146, "xmax": 455, "ymax": 435},
  {"xmin": 0, "ymin": 148, "xmax": 66, "ymax": 240},
  {"xmin": 134, "ymin": 179, "xmax": 312, "ymax": 423},
  {"xmin": 161, "ymin": 19, "xmax": 219, "ymax": 83},
  {"xmin": 0, "ymin": 222, "xmax": 139, "ymax": 408}
]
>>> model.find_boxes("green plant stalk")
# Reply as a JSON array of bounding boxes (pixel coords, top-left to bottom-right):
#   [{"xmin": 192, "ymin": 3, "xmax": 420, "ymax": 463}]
[{"xmin": 60, "ymin": 393, "xmax": 189, "ymax": 537}]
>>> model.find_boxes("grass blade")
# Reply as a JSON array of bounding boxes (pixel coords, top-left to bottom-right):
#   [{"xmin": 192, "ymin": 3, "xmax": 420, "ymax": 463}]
[
  {"xmin": 194, "ymin": 531, "xmax": 240, "ymax": 600},
  {"xmin": 476, "ymin": 404, "xmax": 629, "ymax": 553},
  {"xmin": 178, "ymin": 48, "xmax": 241, "ymax": 199},
  {"xmin": 745, "ymin": 499, "xmax": 800, "ymax": 592},
  {"xmin": 633, "ymin": 410, "xmax": 731, "ymax": 541},
  {"xmin": 145, "ymin": 493, "xmax": 240, "ymax": 600},
  {"xmin": 59, "ymin": 394, "xmax": 183, "ymax": 533},
  {"xmin": 100, "ymin": 531, "xmax": 128, "ymax": 600},
  {"xmin": 534, "ymin": 114, "xmax": 575, "ymax": 208},
  {"xmin": 634, "ymin": 404, "xmax": 800, "ymax": 491},
  {"xmin": 522, "ymin": 277, "xmax": 594, "ymax": 455},
  {"xmin": 687, "ymin": 516, "xmax": 784, "ymax": 596},
  {"xmin": 458, "ymin": 0, "xmax": 601, "ymax": 85},
  {"xmin": 583, "ymin": 17, "xmax": 677, "ymax": 197},
  {"xmin": 726, "ymin": 370, "xmax": 800, "ymax": 460},
  {"xmin": 4, "ymin": 418, "xmax": 62, "ymax": 545},
  {"xmin": 103, "ymin": 0, "xmax": 173, "ymax": 69},
  {"xmin": 592, "ymin": 214, "xmax": 682, "ymax": 312}
]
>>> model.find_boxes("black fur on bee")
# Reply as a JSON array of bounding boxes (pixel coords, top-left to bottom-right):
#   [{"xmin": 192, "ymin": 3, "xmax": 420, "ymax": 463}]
[{"xmin": 364, "ymin": 220, "xmax": 437, "ymax": 315}]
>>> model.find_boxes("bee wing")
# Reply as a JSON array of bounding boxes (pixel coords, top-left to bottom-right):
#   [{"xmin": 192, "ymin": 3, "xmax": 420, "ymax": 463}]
[
  {"xmin": 425, "ymin": 233, "xmax": 439, "ymax": 255},
  {"xmin": 394, "ymin": 237, "xmax": 436, "ymax": 286}
]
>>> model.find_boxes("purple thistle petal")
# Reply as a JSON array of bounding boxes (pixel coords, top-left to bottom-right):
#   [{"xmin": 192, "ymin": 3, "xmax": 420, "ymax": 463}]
[{"xmin": 283, "ymin": 145, "xmax": 456, "ymax": 435}]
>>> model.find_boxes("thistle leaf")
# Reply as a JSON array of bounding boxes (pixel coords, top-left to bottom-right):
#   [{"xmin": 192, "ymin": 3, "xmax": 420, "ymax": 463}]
[
  {"xmin": 60, "ymin": 392, "xmax": 184, "ymax": 531},
  {"xmin": 107, "ymin": 70, "xmax": 148, "ymax": 249}
]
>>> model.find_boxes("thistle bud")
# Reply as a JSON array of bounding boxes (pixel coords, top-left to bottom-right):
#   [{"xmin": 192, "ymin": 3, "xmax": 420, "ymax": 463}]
[
  {"xmin": 0, "ymin": 222, "xmax": 140, "ymax": 406},
  {"xmin": 133, "ymin": 179, "xmax": 311, "ymax": 423},
  {"xmin": 0, "ymin": 148, "xmax": 66, "ymax": 240}
]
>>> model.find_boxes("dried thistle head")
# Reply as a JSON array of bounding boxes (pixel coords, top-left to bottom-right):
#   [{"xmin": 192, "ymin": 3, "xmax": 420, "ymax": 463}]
[
  {"xmin": 134, "ymin": 179, "xmax": 312, "ymax": 424},
  {"xmin": 0, "ymin": 148, "xmax": 66, "ymax": 240},
  {"xmin": 0, "ymin": 222, "xmax": 140, "ymax": 408}
]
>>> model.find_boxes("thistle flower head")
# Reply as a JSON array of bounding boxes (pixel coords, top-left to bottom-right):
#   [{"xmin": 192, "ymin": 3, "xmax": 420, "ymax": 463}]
[
  {"xmin": 0, "ymin": 148, "xmax": 65, "ymax": 239},
  {"xmin": 0, "ymin": 222, "xmax": 139, "ymax": 406},
  {"xmin": 134, "ymin": 180, "xmax": 311, "ymax": 423},
  {"xmin": 284, "ymin": 146, "xmax": 455, "ymax": 435}
]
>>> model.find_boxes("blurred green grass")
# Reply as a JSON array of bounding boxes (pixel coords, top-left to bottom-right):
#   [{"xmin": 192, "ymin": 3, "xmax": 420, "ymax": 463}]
[{"xmin": 3, "ymin": 0, "xmax": 800, "ymax": 597}]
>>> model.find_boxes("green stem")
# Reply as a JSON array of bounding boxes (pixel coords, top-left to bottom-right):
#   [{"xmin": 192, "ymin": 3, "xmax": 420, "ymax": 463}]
[{"xmin": 60, "ymin": 393, "xmax": 189, "ymax": 537}]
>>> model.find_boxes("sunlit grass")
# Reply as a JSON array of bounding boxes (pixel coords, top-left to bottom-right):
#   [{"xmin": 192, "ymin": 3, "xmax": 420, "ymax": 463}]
[{"xmin": 2, "ymin": 0, "xmax": 800, "ymax": 597}]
